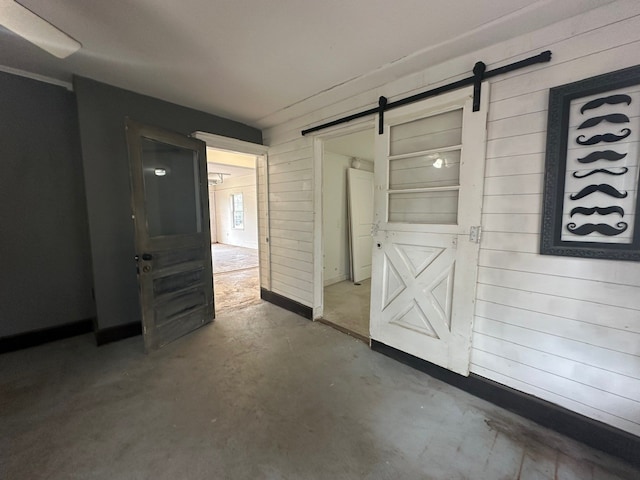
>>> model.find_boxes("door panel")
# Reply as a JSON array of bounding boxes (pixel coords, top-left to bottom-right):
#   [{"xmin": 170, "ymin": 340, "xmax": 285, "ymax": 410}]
[
  {"xmin": 347, "ymin": 168, "xmax": 374, "ymax": 283},
  {"xmin": 126, "ymin": 119, "xmax": 214, "ymax": 351},
  {"xmin": 388, "ymin": 190, "xmax": 459, "ymax": 224},
  {"xmin": 372, "ymin": 232, "xmax": 456, "ymax": 365},
  {"xmin": 140, "ymin": 137, "xmax": 204, "ymax": 237},
  {"xmin": 389, "ymin": 108, "xmax": 463, "ymax": 155},
  {"xmin": 370, "ymin": 85, "xmax": 488, "ymax": 375},
  {"xmin": 389, "ymin": 149, "xmax": 461, "ymax": 189}
]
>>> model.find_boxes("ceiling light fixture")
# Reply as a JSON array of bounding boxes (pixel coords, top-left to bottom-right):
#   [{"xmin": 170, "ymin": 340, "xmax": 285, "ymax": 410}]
[
  {"xmin": 208, "ymin": 173, "xmax": 228, "ymax": 186},
  {"xmin": 0, "ymin": 0, "xmax": 81, "ymax": 58}
]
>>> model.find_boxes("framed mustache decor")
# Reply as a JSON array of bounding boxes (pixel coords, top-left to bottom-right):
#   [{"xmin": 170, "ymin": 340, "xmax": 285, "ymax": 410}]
[{"xmin": 541, "ymin": 65, "xmax": 640, "ymax": 261}]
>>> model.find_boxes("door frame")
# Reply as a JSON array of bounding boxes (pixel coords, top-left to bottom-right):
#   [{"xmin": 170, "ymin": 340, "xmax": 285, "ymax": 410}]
[
  {"xmin": 310, "ymin": 119, "xmax": 375, "ymax": 320},
  {"xmin": 192, "ymin": 131, "xmax": 271, "ymax": 291}
]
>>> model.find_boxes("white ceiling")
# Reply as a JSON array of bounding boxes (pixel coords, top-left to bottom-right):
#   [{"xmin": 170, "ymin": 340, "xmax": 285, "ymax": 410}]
[
  {"xmin": 207, "ymin": 162, "xmax": 254, "ymax": 178},
  {"xmin": 207, "ymin": 148, "xmax": 255, "ymax": 178},
  {"xmin": 0, "ymin": 0, "xmax": 613, "ymax": 129}
]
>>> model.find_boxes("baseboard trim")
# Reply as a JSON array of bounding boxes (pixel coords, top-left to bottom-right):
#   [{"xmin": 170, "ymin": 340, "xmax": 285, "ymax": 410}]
[
  {"xmin": 260, "ymin": 288, "xmax": 313, "ymax": 319},
  {"xmin": 324, "ymin": 274, "xmax": 349, "ymax": 287},
  {"xmin": 371, "ymin": 340, "xmax": 640, "ymax": 468},
  {"xmin": 0, "ymin": 318, "xmax": 95, "ymax": 354},
  {"xmin": 95, "ymin": 321, "xmax": 142, "ymax": 346}
]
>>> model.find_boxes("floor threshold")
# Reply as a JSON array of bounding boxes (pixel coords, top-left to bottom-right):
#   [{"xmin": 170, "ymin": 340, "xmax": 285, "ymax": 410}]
[{"xmin": 317, "ymin": 317, "xmax": 369, "ymax": 345}]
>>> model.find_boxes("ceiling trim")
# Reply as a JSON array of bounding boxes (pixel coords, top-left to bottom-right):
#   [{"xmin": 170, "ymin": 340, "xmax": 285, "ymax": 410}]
[
  {"xmin": 192, "ymin": 131, "xmax": 268, "ymax": 155},
  {"xmin": 0, "ymin": 64, "xmax": 73, "ymax": 90}
]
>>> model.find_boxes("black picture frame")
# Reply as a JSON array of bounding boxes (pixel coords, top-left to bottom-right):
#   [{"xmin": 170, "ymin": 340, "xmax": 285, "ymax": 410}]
[{"xmin": 541, "ymin": 65, "xmax": 640, "ymax": 261}]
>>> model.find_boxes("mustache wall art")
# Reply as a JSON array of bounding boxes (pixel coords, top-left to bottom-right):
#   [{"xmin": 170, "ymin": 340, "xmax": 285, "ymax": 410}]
[
  {"xmin": 569, "ymin": 183, "xmax": 628, "ymax": 200},
  {"xmin": 569, "ymin": 206, "xmax": 625, "ymax": 217},
  {"xmin": 572, "ymin": 167, "xmax": 628, "ymax": 178},
  {"xmin": 576, "ymin": 150, "xmax": 627, "ymax": 163},
  {"xmin": 540, "ymin": 65, "xmax": 640, "ymax": 261},
  {"xmin": 576, "ymin": 129, "xmax": 631, "ymax": 145},
  {"xmin": 580, "ymin": 94, "xmax": 632, "ymax": 114},
  {"xmin": 568, "ymin": 91, "xmax": 634, "ymax": 240}
]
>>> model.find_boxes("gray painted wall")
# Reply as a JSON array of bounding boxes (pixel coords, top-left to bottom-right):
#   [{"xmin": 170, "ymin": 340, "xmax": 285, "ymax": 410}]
[
  {"xmin": 0, "ymin": 72, "xmax": 95, "ymax": 337},
  {"xmin": 74, "ymin": 77, "xmax": 262, "ymax": 330}
]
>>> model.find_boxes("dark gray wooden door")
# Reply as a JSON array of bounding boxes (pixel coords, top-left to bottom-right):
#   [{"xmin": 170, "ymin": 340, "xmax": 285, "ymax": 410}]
[{"xmin": 126, "ymin": 119, "xmax": 214, "ymax": 351}]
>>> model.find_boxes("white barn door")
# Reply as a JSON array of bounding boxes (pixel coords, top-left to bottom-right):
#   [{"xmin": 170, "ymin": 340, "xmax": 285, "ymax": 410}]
[{"xmin": 370, "ymin": 85, "xmax": 488, "ymax": 376}]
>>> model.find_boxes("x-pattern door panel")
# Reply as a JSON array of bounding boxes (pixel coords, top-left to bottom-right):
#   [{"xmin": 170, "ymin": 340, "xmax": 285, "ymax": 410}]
[
  {"xmin": 385, "ymin": 238, "xmax": 454, "ymax": 337},
  {"xmin": 373, "ymin": 231, "xmax": 458, "ymax": 365}
]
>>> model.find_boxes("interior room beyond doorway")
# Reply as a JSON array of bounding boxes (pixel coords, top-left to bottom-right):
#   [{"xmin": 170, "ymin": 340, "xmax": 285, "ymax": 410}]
[
  {"xmin": 207, "ymin": 148, "xmax": 261, "ymax": 312},
  {"xmin": 321, "ymin": 129, "xmax": 374, "ymax": 341}
]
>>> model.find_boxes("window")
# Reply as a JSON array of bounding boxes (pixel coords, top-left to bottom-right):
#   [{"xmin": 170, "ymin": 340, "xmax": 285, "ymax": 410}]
[{"xmin": 231, "ymin": 193, "xmax": 244, "ymax": 229}]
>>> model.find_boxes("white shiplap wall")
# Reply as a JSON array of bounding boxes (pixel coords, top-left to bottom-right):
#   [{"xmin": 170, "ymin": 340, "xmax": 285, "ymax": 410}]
[
  {"xmin": 264, "ymin": 140, "xmax": 315, "ymax": 305},
  {"xmin": 474, "ymin": 4, "xmax": 640, "ymax": 435},
  {"xmin": 263, "ymin": 0, "xmax": 640, "ymax": 435}
]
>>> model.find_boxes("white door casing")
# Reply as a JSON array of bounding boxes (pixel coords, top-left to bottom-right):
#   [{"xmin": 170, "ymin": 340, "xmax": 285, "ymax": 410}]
[
  {"xmin": 348, "ymin": 168, "xmax": 374, "ymax": 283},
  {"xmin": 192, "ymin": 131, "xmax": 271, "ymax": 291},
  {"xmin": 312, "ymin": 122, "xmax": 374, "ymax": 320},
  {"xmin": 369, "ymin": 84, "xmax": 489, "ymax": 376}
]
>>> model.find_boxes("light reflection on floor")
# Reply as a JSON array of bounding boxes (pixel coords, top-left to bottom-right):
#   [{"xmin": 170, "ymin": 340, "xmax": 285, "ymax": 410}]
[
  {"xmin": 211, "ymin": 243, "xmax": 260, "ymax": 312},
  {"xmin": 323, "ymin": 278, "xmax": 371, "ymax": 339}
]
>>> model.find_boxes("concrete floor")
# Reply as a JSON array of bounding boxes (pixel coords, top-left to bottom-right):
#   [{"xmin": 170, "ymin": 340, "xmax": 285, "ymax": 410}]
[
  {"xmin": 1, "ymin": 303, "xmax": 638, "ymax": 479},
  {"xmin": 323, "ymin": 279, "xmax": 371, "ymax": 340},
  {"xmin": 212, "ymin": 243, "xmax": 260, "ymax": 312}
]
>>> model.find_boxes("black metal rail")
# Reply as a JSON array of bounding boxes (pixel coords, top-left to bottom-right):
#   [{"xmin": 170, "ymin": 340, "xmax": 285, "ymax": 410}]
[{"xmin": 301, "ymin": 50, "xmax": 552, "ymax": 136}]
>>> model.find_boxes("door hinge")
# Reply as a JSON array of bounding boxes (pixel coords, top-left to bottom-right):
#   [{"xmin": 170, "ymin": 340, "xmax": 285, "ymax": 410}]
[{"xmin": 469, "ymin": 226, "xmax": 482, "ymax": 244}]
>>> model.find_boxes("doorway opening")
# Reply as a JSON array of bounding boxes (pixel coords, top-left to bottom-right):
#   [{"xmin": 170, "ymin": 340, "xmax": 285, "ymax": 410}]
[
  {"xmin": 206, "ymin": 147, "xmax": 261, "ymax": 312},
  {"xmin": 320, "ymin": 128, "xmax": 375, "ymax": 341}
]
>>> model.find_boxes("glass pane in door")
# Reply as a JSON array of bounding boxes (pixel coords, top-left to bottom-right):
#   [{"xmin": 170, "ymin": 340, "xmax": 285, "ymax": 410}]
[
  {"xmin": 141, "ymin": 137, "xmax": 202, "ymax": 237},
  {"xmin": 388, "ymin": 190, "xmax": 459, "ymax": 224},
  {"xmin": 389, "ymin": 150, "xmax": 461, "ymax": 189},
  {"xmin": 390, "ymin": 109, "xmax": 462, "ymax": 155}
]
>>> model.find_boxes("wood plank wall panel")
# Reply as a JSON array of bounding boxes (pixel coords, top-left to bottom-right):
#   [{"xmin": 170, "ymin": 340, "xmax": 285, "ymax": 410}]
[
  {"xmin": 475, "ymin": 5, "xmax": 640, "ymax": 435},
  {"xmin": 262, "ymin": 1, "xmax": 640, "ymax": 435},
  {"xmin": 263, "ymin": 136, "xmax": 315, "ymax": 306}
]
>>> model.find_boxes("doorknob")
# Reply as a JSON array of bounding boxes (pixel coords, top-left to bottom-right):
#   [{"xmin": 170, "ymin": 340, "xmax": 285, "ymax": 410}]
[{"xmin": 141, "ymin": 253, "xmax": 153, "ymax": 261}]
